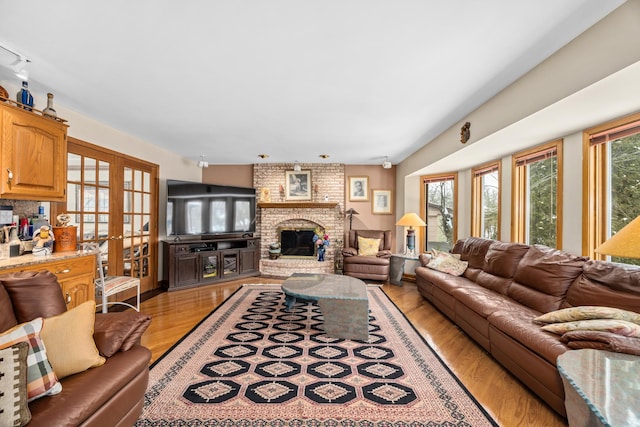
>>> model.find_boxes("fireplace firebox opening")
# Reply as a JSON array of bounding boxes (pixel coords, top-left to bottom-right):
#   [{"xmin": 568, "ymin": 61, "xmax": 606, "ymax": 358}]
[{"xmin": 280, "ymin": 228, "xmax": 316, "ymax": 257}]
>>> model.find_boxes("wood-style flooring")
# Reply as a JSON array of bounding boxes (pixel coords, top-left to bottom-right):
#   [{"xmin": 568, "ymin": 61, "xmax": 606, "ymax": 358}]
[{"xmin": 139, "ymin": 277, "xmax": 567, "ymax": 427}]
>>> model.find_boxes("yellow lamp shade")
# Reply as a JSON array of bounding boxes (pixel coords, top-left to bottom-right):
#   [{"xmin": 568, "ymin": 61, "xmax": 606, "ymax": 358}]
[
  {"xmin": 396, "ymin": 213, "xmax": 426, "ymax": 228},
  {"xmin": 595, "ymin": 215, "xmax": 640, "ymax": 259}
]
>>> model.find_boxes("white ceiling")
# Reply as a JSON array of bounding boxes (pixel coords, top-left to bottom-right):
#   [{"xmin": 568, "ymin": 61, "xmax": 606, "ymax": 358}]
[{"xmin": 0, "ymin": 0, "xmax": 625, "ymax": 165}]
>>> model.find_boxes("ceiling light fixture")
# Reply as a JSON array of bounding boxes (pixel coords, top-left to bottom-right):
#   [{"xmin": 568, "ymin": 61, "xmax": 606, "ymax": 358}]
[
  {"xmin": 382, "ymin": 157, "xmax": 392, "ymax": 169},
  {"xmin": 319, "ymin": 154, "xmax": 330, "ymax": 159},
  {"xmin": 0, "ymin": 45, "xmax": 31, "ymax": 81},
  {"xmin": 197, "ymin": 155, "xmax": 209, "ymax": 168},
  {"xmin": 258, "ymin": 154, "xmax": 269, "ymax": 159},
  {"xmin": 293, "ymin": 161, "xmax": 301, "ymax": 172}
]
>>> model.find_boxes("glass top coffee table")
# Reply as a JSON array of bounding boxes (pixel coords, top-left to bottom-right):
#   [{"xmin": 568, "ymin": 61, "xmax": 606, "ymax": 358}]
[{"xmin": 281, "ymin": 273, "xmax": 369, "ymax": 341}]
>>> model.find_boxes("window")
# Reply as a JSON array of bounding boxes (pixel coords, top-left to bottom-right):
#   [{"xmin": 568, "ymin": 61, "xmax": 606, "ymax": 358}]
[
  {"xmin": 512, "ymin": 140, "xmax": 563, "ymax": 248},
  {"xmin": 472, "ymin": 162, "xmax": 501, "ymax": 240},
  {"xmin": 420, "ymin": 173, "xmax": 457, "ymax": 252},
  {"xmin": 584, "ymin": 112, "xmax": 640, "ymax": 265}
]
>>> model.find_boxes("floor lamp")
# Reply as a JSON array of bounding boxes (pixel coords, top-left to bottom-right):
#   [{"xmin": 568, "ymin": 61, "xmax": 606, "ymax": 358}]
[
  {"xmin": 595, "ymin": 215, "xmax": 640, "ymax": 260},
  {"xmin": 345, "ymin": 208, "xmax": 359, "ymax": 230},
  {"xmin": 396, "ymin": 213, "xmax": 426, "ymax": 256}
]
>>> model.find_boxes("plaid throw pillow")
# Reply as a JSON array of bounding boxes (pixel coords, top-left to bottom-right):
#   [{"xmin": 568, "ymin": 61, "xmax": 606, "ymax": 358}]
[{"xmin": 0, "ymin": 317, "xmax": 62, "ymax": 401}]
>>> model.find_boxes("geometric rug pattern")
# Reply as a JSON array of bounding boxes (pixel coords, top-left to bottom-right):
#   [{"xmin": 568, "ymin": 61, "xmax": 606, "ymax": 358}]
[{"xmin": 136, "ymin": 284, "xmax": 497, "ymax": 426}]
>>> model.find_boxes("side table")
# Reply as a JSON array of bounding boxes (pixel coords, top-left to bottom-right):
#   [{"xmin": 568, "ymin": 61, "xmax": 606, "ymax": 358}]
[
  {"xmin": 557, "ymin": 349, "xmax": 639, "ymax": 427},
  {"xmin": 389, "ymin": 253, "xmax": 420, "ymax": 286}
]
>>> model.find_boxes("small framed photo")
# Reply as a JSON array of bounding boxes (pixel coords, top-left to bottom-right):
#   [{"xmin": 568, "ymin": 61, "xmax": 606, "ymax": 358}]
[
  {"xmin": 285, "ymin": 170, "xmax": 312, "ymax": 201},
  {"xmin": 349, "ymin": 176, "xmax": 369, "ymax": 201},
  {"xmin": 372, "ymin": 189, "xmax": 393, "ymax": 214}
]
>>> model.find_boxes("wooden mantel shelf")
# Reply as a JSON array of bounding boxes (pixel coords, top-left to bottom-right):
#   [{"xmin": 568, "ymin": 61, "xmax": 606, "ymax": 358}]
[{"xmin": 259, "ymin": 202, "xmax": 339, "ymax": 209}]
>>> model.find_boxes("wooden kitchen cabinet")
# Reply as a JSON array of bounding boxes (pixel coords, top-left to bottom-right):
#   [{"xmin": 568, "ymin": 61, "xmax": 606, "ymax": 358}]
[
  {"xmin": 0, "ymin": 101, "xmax": 68, "ymax": 201},
  {"xmin": 0, "ymin": 253, "xmax": 95, "ymax": 309}
]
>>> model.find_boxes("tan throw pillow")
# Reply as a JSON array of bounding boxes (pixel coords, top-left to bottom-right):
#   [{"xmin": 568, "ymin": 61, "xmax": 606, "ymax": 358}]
[
  {"xmin": 357, "ymin": 236, "xmax": 381, "ymax": 256},
  {"xmin": 534, "ymin": 306, "xmax": 640, "ymax": 325},
  {"xmin": 0, "ymin": 342, "xmax": 31, "ymax": 426},
  {"xmin": 41, "ymin": 300, "xmax": 105, "ymax": 379},
  {"xmin": 426, "ymin": 249, "xmax": 468, "ymax": 276},
  {"xmin": 541, "ymin": 319, "xmax": 640, "ymax": 338}
]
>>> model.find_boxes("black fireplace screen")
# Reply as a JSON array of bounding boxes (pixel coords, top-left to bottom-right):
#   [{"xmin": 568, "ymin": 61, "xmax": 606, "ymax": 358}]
[{"xmin": 280, "ymin": 229, "xmax": 315, "ymax": 257}]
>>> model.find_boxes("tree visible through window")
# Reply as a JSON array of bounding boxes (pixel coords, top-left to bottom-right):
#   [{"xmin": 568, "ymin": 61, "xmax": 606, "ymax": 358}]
[
  {"xmin": 421, "ymin": 173, "xmax": 457, "ymax": 252},
  {"xmin": 585, "ymin": 113, "xmax": 640, "ymax": 265},
  {"xmin": 512, "ymin": 140, "xmax": 563, "ymax": 248},
  {"xmin": 472, "ymin": 162, "xmax": 500, "ymax": 240}
]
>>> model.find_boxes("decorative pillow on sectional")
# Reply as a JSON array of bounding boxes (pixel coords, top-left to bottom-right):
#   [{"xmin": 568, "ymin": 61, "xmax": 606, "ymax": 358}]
[
  {"xmin": 0, "ymin": 317, "xmax": 62, "ymax": 401},
  {"xmin": 0, "ymin": 342, "xmax": 31, "ymax": 427},
  {"xmin": 534, "ymin": 306, "xmax": 640, "ymax": 325},
  {"xmin": 426, "ymin": 249, "xmax": 468, "ymax": 276},
  {"xmin": 541, "ymin": 319, "xmax": 640, "ymax": 338},
  {"xmin": 0, "ymin": 271, "xmax": 67, "ymax": 323},
  {"xmin": 357, "ymin": 236, "xmax": 381, "ymax": 256},
  {"xmin": 94, "ymin": 311, "xmax": 152, "ymax": 357},
  {"xmin": 40, "ymin": 300, "xmax": 105, "ymax": 379}
]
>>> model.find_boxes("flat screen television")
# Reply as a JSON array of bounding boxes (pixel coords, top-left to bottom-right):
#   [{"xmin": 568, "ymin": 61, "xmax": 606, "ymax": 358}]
[{"xmin": 166, "ymin": 179, "xmax": 256, "ymax": 238}]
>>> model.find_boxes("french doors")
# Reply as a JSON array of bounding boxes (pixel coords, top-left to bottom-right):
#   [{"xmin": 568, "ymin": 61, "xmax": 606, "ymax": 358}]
[{"xmin": 52, "ymin": 138, "xmax": 159, "ymax": 296}]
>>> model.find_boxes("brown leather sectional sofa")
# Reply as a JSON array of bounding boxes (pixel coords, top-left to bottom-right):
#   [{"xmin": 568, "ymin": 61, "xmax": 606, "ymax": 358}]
[
  {"xmin": 0, "ymin": 271, "xmax": 151, "ymax": 426},
  {"xmin": 415, "ymin": 237, "xmax": 640, "ymax": 416}
]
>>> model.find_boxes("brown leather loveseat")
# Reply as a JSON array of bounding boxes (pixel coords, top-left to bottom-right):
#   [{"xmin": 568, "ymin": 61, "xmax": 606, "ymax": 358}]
[
  {"xmin": 342, "ymin": 229, "xmax": 392, "ymax": 281},
  {"xmin": 0, "ymin": 271, "xmax": 152, "ymax": 426},
  {"xmin": 415, "ymin": 237, "xmax": 640, "ymax": 416}
]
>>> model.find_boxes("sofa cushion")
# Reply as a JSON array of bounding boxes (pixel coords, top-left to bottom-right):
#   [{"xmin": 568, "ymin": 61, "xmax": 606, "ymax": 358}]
[
  {"xmin": 534, "ymin": 306, "xmax": 640, "ymax": 325},
  {"xmin": 0, "ymin": 284, "xmax": 18, "ymax": 332},
  {"xmin": 541, "ymin": 319, "xmax": 640, "ymax": 338},
  {"xmin": 426, "ymin": 249, "xmax": 468, "ymax": 276},
  {"xmin": 483, "ymin": 241, "xmax": 530, "ymax": 278},
  {"xmin": 563, "ymin": 260, "xmax": 640, "ymax": 312},
  {"xmin": 509, "ymin": 245, "xmax": 586, "ymax": 313},
  {"xmin": 0, "ymin": 271, "xmax": 67, "ymax": 323},
  {"xmin": 357, "ymin": 236, "xmax": 381, "ymax": 256},
  {"xmin": 560, "ymin": 330, "xmax": 640, "ymax": 356},
  {"xmin": 489, "ymin": 309, "xmax": 568, "ymax": 365},
  {"xmin": 27, "ymin": 345, "xmax": 151, "ymax": 427},
  {"xmin": 455, "ymin": 237, "xmax": 494, "ymax": 269},
  {"xmin": 354, "ymin": 230, "xmax": 386, "ymax": 250},
  {"xmin": 0, "ymin": 342, "xmax": 31, "ymax": 427},
  {"xmin": 41, "ymin": 301, "xmax": 106, "ymax": 379},
  {"xmin": 452, "ymin": 286, "xmax": 524, "ymax": 318},
  {"xmin": 94, "ymin": 311, "xmax": 152, "ymax": 357},
  {"xmin": 0, "ymin": 318, "xmax": 62, "ymax": 401}
]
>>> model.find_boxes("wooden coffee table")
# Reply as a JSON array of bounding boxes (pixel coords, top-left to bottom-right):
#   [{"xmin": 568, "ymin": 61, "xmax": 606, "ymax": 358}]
[{"xmin": 281, "ymin": 273, "xmax": 369, "ymax": 340}]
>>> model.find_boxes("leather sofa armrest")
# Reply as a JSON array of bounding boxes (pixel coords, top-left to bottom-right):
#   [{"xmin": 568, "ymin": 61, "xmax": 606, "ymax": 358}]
[
  {"xmin": 377, "ymin": 250, "xmax": 392, "ymax": 258},
  {"xmin": 93, "ymin": 312, "xmax": 152, "ymax": 357},
  {"xmin": 342, "ymin": 248, "xmax": 358, "ymax": 257}
]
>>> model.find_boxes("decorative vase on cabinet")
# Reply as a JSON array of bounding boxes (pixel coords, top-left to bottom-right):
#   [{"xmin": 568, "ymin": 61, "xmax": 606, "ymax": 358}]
[
  {"xmin": 16, "ymin": 81, "xmax": 34, "ymax": 111},
  {"xmin": 43, "ymin": 93, "xmax": 57, "ymax": 118}
]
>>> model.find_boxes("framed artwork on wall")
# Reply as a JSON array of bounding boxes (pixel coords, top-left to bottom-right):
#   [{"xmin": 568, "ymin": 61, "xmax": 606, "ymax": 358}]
[
  {"xmin": 285, "ymin": 170, "xmax": 312, "ymax": 201},
  {"xmin": 349, "ymin": 176, "xmax": 369, "ymax": 201},
  {"xmin": 372, "ymin": 189, "xmax": 393, "ymax": 214}
]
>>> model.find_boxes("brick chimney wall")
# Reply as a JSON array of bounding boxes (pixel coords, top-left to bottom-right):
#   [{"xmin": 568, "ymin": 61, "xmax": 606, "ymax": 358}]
[{"xmin": 253, "ymin": 163, "xmax": 345, "ymax": 276}]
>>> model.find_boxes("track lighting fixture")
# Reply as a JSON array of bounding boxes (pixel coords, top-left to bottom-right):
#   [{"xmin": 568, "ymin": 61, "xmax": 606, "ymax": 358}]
[
  {"xmin": 197, "ymin": 155, "xmax": 209, "ymax": 168},
  {"xmin": 1, "ymin": 45, "xmax": 30, "ymax": 80},
  {"xmin": 382, "ymin": 157, "xmax": 392, "ymax": 169}
]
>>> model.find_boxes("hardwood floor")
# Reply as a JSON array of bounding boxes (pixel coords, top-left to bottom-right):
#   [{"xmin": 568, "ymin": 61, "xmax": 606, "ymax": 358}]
[{"xmin": 139, "ymin": 277, "xmax": 567, "ymax": 427}]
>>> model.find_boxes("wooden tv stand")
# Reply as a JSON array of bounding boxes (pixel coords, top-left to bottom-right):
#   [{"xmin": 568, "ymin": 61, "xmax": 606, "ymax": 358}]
[{"xmin": 162, "ymin": 236, "xmax": 260, "ymax": 291}]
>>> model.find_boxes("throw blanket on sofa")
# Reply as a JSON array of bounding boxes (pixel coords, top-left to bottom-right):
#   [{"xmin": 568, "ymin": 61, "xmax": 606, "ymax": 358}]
[{"xmin": 560, "ymin": 330, "xmax": 640, "ymax": 356}]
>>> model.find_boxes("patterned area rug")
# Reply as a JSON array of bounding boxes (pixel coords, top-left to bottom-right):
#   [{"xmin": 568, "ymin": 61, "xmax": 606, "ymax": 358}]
[{"xmin": 137, "ymin": 285, "xmax": 497, "ymax": 426}]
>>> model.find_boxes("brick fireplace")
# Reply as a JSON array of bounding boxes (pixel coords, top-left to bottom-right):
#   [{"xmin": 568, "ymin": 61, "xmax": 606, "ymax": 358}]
[{"xmin": 253, "ymin": 163, "xmax": 345, "ymax": 277}]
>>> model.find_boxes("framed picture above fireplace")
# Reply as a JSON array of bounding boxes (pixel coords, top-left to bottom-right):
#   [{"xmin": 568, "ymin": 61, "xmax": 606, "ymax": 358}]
[{"xmin": 285, "ymin": 170, "xmax": 312, "ymax": 201}]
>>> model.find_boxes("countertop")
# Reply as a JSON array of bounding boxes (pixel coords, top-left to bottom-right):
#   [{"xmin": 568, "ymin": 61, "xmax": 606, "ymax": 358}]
[{"xmin": 0, "ymin": 250, "xmax": 95, "ymax": 271}]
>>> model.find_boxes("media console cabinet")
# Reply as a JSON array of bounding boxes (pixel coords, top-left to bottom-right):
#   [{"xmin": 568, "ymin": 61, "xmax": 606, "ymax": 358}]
[{"xmin": 162, "ymin": 237, "xmax": 260, "ymax": 291}]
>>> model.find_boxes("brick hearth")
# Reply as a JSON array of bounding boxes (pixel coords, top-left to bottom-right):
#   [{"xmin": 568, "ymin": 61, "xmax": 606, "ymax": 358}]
[{"xmin": 253, "ymin": 163, "xmax": 345, "ymax": 277}]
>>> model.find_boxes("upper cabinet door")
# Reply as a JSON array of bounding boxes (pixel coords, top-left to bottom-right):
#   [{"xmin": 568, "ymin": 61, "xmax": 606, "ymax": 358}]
[{"xmin": 0, "ymin": 103, "xmax": 68, "ymax": 201}]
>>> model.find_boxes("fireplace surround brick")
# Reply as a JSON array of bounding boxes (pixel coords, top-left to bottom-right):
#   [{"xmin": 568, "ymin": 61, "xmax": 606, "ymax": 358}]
[{"xmin": 254, "ymin": 163, "xmax": 345, "ymax": 277}]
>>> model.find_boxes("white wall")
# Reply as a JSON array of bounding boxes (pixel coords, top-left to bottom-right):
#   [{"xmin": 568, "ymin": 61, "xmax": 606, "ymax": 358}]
[{"xmin": 397, "ymin": 1, "xmax": 640, "ymax": 255}]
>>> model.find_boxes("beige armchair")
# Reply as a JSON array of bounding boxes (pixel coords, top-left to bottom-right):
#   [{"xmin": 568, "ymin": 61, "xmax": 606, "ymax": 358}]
[{"xmin": 342, "ymin": 230, "xmax": 392, "ymax": 281}]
